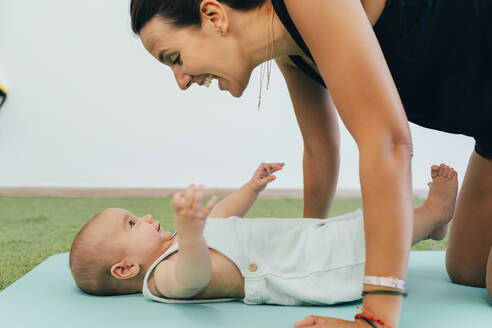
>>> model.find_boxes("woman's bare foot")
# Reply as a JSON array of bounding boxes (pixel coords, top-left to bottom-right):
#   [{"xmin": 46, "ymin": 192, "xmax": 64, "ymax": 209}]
[{"xmin": 424, "ymin": 164, "xmax": 458, "ymax": 240}]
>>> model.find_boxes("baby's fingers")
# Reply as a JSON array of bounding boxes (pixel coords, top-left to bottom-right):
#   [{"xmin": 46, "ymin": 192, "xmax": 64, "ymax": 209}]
[
  {"xmin": 171, "ymin": 192, "xmax": 185, "ymax": 210},
  {"xmin": 184, "ymin": 184, "xmax": 195, "ymax": 209},
  {"xmin": 201, "ymin": 196, "xmax": 218, "ymax": 218},
  {"xmin": 257, "ymin": 163, "xmax": 272, "ymax": 177},
  {"xmin": 259, "ymin": 162, "xmax": 284, "ymax": 176},
  {"xmin": 269, "ymin": 162, "xmax": 285, "ymax": 172},
  {"xmin": 192, "ymin": 184, "xmax": 204, "ymax": 210}
]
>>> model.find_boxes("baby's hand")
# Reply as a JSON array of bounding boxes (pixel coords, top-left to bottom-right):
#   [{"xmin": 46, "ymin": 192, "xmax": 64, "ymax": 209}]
[
  {"xmin": 247, "ymin": 162, "xmax": 284, "ymax": 193},
  {"xmin": 171, "ymin": 184, "xmax": 217, "ymax": 242}
]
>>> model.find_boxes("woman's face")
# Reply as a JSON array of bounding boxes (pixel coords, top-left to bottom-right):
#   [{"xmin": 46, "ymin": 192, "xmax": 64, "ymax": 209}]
[{"xmin": 139, "ymin": 14, "xmax": 254, "ymax": 97}]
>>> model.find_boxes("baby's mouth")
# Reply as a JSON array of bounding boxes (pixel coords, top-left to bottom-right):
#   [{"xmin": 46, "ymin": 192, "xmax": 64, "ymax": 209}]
[{"xmin": 156, "ymin": 223, "xmax": 161, "ymax": 232}]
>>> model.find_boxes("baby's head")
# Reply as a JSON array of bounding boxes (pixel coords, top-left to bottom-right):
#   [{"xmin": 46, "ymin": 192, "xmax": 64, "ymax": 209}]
[{"xmin": 69, "ymin": 208, "xmax": 174, "ymax": 296}]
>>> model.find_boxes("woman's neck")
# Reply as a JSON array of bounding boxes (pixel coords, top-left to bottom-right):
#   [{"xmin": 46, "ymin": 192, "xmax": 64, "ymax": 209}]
[{"xmin": 228, "ymin": 1, "xmax": 303, "ymax": 70}]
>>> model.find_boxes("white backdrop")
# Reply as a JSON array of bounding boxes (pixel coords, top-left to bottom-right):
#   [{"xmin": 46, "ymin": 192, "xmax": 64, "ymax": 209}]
[{"xmin": 0, "ymin": 0, "xmax": 475, "ymax": 191}]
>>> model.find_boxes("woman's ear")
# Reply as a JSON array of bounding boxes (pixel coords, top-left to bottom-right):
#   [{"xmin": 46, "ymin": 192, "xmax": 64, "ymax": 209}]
[
  {"xmin": 110, "ymin": 260, "xmax": 141, "ymax": 280},
  {"xmin": 200, "ymin": 0, "xmax": 229, "ymax": 35}
]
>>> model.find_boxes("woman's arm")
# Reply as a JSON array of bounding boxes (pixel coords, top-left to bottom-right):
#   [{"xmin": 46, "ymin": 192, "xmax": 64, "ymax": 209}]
[
  {"xmin": 286, "ymin": 0, "xmax": 413, "ymax": 326},
  {"xmin": 209, "ymin": 162, "xmax": 284, "ymax": 218},
  {"xmin": 275, "ymin": 56, "xmax": 340, "ymax": 218}
]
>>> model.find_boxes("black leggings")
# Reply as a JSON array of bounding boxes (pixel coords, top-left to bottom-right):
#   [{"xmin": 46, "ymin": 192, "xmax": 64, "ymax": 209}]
[{"xmin": 373, "ymin": 0, "xmax": 492, "ymax": 159}]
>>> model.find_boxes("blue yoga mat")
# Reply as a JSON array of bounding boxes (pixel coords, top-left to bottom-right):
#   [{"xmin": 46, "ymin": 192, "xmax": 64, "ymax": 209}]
[{"xmin": 0, "ymin": 251, "xmax": 490, "ymax": 327}]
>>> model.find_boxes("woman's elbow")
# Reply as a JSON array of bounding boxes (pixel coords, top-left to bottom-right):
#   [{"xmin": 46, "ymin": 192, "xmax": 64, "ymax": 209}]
[
  {"xmin": 390, "ymin": 134, "xmax": 414, "ymax": 159},
  {"xmin": 358, "ymin": 132, "xmax": 414, "ymax": 161}
]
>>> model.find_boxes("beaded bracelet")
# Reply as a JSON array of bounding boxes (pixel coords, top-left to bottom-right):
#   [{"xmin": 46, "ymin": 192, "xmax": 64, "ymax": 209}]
[
  {"xmin": 354, "ymin": 306, "xmax": 394, "ymax": 328},
  {"xmin": 356, "ymin": 316, "xmax": 378, "ymax": 328},
  {"xmin": 363, "ymin": 276, "xmax": 406, "ymax": 290},
  {"xmin": 362, "ymin": 289, "xmax": 408, "ymax": 297}
]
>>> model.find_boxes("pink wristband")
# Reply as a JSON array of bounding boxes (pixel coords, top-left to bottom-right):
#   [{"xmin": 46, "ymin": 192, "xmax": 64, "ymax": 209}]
[{"xmin": 363, "ymin": 276, "xmax": 406, "ymax": 290}]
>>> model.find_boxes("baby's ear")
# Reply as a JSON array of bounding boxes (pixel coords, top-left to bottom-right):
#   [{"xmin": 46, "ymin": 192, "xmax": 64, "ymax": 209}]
[{"xmin": 110, "ymin": 260, "xmax": 141, "ymax": 280}]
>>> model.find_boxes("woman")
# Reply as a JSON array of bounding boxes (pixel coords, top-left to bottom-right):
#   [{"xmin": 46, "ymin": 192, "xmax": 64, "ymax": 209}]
[{"xmin": 129, "ymin": 1, "xmax": 491, "ymax": 327}]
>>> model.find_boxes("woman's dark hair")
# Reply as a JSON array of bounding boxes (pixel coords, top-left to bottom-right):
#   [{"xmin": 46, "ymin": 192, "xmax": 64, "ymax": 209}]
[{"xmin": 130, "ymin": 0, "xmax": 266, "ymax": 33}]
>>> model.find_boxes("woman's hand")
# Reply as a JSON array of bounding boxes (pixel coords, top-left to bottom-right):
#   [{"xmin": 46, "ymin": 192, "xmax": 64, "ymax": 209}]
[
  {"xmin": 247, "ymin": 162, "xmax": 285, "ymax": 193},
  {"xmin": 171, "ymin": 184, "xmax": 217, "ymax": 241},
  {"xmin": 294, "ymin": 315, "xmax": 367, "ymax": 328}
]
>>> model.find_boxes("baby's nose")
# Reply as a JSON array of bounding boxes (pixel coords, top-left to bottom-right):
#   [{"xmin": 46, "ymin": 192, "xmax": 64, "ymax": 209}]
[{"xmin": 143, "ymin": 214, "xmax": 154, "ymax": 223}]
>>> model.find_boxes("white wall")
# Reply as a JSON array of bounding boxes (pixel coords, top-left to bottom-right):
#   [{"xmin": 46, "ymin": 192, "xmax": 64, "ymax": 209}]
[{"xmin": 0, "ymin": 0, "xmax": 475, "ymax": 191}]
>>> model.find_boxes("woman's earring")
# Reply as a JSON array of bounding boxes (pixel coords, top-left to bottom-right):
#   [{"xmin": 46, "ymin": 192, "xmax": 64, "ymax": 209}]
[{"xmin": 257, "ymin": 6, "xmax": 275, "ymax": 111}]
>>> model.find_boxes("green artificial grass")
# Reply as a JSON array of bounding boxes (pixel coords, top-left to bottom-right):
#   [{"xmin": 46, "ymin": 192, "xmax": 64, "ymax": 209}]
[{"xmin": 0, "ymin": 196, "xmax": 448, "ymax": 292}]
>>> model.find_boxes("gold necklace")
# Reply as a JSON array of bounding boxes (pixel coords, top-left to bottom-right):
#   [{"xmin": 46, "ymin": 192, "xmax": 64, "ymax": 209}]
[{"xmin": 258, "ymin": 3, "xmax": 275, "ymax": 111}]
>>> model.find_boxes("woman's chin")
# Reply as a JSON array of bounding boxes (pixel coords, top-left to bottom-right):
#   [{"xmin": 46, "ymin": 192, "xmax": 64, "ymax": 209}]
[
  {"xmin": 230, "ymin": 89, "xmax": 243, "ymax": 98},
  {"xmin": 218, "ymin": 77, "xmax": 247, "ymax": 97},
  {"xmin": 227, "ymin": 83, "xmax": 245, "ymax": 98}
]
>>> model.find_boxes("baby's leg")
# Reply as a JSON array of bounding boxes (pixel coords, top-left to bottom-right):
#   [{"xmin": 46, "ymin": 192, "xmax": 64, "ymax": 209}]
[{"xmin": 411, "ymin": 164, "xmax": 458, "ymax": 245}]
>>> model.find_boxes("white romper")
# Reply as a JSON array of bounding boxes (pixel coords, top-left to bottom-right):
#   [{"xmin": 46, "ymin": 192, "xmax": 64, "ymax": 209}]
[{"xmin": 142, "ymin": 209, "xmax": 366, "ymax": 306}]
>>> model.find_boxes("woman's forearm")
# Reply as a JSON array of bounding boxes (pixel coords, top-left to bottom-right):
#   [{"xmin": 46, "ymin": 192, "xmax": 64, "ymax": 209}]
[
  {"xmin": 359, "ymin": 142, "xmax": 414, "ymax": 327},
  {"xmin": 174, "ymin": 236, "xmax": 211, "ymax": 297},
  {"xmin": 303, "ymin": 147, "xmax": 340, "ymax": 218}
]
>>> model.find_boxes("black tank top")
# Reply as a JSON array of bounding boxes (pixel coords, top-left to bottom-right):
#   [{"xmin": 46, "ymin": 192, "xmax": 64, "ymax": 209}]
[
  {"xmin": 271, "ymin": 0, "xmax": 492, "ymax": 140},
  {"xmin": 271, "ymin": 0, "xmax": 326, "ymax": 88}
]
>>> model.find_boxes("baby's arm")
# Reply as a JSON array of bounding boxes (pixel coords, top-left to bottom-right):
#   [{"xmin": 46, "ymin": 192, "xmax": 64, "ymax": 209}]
[
  {"xmin": 154, "ymin": 185, "xmax": 217, "ymax": 298},
  {"xmin": 209, "ymin": 162, "xmax": 284, "ymax": 218}
]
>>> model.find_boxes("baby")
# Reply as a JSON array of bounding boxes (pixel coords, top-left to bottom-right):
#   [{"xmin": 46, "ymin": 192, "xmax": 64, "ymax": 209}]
[{"xmin": 69, "ymin": 162, "xmax": 458, "ymax": 305}]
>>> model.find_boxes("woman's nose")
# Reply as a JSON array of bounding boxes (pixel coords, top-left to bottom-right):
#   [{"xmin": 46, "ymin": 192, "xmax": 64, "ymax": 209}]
[{"xmin": 173, "ymin": 69, "xmax": 192, "ymax": 90}]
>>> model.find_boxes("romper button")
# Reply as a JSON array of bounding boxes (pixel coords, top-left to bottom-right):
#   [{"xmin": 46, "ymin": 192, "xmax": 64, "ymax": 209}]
[{"xmin": 249, "ymin": 263, "xmax": 257, "ymax": 272}]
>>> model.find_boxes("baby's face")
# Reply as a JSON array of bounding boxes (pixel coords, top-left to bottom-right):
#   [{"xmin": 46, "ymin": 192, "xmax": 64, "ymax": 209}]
[{"xmin": 97, "ymin": 208, "xmax": 174, "ymax": 270}]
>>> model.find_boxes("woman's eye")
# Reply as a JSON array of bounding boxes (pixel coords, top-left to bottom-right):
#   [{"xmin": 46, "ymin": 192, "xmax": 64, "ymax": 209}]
[{"xmin": 173, "ymin": 55, "xmax": 181, "ymax": 65}]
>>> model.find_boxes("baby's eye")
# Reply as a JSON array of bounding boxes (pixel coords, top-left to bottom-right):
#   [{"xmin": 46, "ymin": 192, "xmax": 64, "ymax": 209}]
[{"xmin": 129, "ymin": 220, "xmax": 136, "ymax": 228}]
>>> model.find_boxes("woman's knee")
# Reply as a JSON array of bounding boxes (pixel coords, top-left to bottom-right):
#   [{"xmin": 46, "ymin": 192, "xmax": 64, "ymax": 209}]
[{"xmin": 445, "ymin": 250, "xmax": 487, "ymax": 288}]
